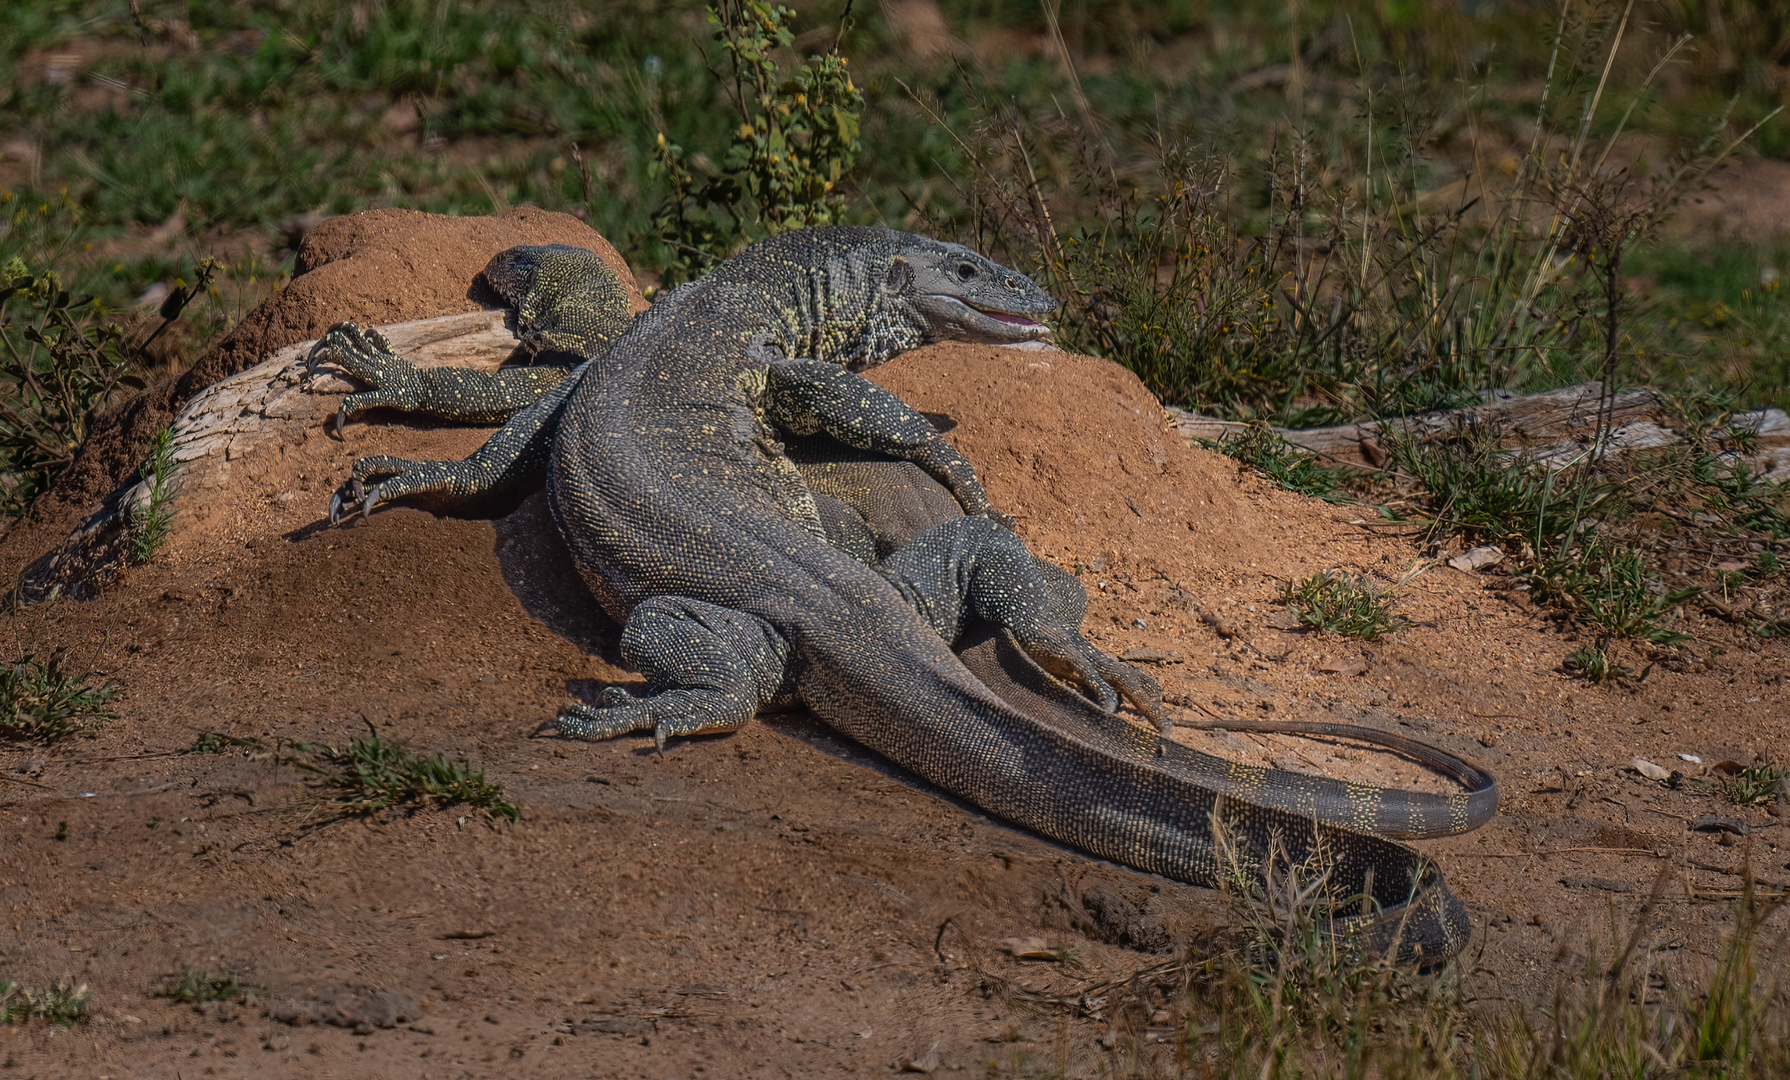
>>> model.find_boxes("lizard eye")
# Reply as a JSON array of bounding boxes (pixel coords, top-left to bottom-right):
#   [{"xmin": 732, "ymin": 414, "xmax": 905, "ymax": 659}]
[{"xmin": 956, "ymin": 262, "xmax": 978, "ymax": 283}]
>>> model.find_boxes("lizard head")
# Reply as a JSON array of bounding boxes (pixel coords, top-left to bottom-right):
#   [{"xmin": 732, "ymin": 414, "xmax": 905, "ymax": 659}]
[{"xmin": 883, "ymin": 237, "xmax": 1058, "ymax": 348}]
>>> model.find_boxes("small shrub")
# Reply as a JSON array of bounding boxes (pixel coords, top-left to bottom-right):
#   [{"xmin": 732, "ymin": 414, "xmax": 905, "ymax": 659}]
[
  {"xmin": 0, "ymin": 980, "xmax": 92, "ymax": 1026},
  {"xmin": 0, "ymin": 201, "xmax": 216, "ymax": 520},
  {"xmin": 310, "ymin": 722, "xmax": 519, "ymax": 823},
  {"xmin": 650, "ymin": 0, "xmax": 862, "ymax": 284},
  {"xmin": 1280, "ymin": 571, "xmax": 1404, "ymax": 641},
  {"xmin": 0, "ymin": 256, "xmax": 134, "ymax": 518},
  {"xmin": 0, "ymin": 655, "xmax": 118, "ymax": 741}
]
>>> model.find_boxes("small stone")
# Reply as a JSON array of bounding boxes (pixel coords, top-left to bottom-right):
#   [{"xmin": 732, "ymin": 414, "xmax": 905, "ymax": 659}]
[
  {"xmin": 1447, "ymin": 545, "xmax": 1505, "ymax": 572},
  {"xmin": 1119, "ymin": 647, "xmax": 1183, "ymax": 664}
]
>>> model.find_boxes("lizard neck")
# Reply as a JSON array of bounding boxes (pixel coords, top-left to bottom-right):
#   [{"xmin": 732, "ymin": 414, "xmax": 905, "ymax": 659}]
[{"xmin": 740, "ymin": 233, "xmax": 922, "ymax": 371}]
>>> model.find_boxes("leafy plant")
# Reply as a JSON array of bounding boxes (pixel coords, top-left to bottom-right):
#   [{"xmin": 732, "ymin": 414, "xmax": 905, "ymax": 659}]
[
  {"xmin": 650, "ymin": 0, "xmax": 863, "ymax": 284},
  {"xmin": 1279, "ymin": 571, "xmax": 1404, "ymax": 641},
  {"xmin": 0, "ymin": 655, "xmax": 118, "ymax": 741},
  {"xmin": 0, "ymin": 197, "xmax": 216, "ymax": 519},
  {"xmin": 308, "ymin": 722, "xmax": 519, "ymax": 823},
  {"xmin": 0, "ymin": 254, "xmax": 133, "ymax": 517}
]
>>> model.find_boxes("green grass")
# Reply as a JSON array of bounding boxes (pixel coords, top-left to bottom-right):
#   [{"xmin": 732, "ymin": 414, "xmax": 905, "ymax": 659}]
[
  {"xmin": 129, "ymin": 425, "xmax": 178, "ymax": 563},
  {"xmin": 1565, "ymin": 636, "xmax": 1631, "ymax": 684},
  {"xmin": 0, "ymin": 980, "xmax": 91, "ymax": 1026},
  {"xmin": 1210, "ymin": 426, "xmax": 1350, "ymax": 503},
  {"xmin": 0, "ymin": 654, "xmax": 118, "ymax": 741},
  {"xmin": 307, "ymin": 722, "xmax": 519, "ymax": 823},
  {"xmin": 1536, "ymin": 538, "xmax": 1700, "ymax": 645},
  {"xmin": 155, "ymin": 970, "xmax": 259, "ymax": 1004},
  {"xmin": 188, "ymin": 729, "xmax": 263, "ymax": 754},
  {"xmin": 1279, "ymin": 570, "xmax": 1404, "ymax": 641},
  {"xmin": 1718, "ymin": 761, "xmax": 1788, "ymax": 808}
]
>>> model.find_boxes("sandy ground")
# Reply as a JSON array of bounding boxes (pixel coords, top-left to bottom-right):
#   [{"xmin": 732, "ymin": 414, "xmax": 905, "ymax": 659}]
[{"xmin": 0, "ymin": 210, "xmax": 1783, "ymax": 1079}]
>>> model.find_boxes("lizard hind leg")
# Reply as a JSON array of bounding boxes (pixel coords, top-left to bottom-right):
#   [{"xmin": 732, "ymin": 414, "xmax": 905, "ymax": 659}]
[
  {"xmin": 878, "ymin": 516, "xmax": 1164, "ymax": 726},
  {"xmin": 542, "ymin": 596, "xmax": 795, "ymax": 751}
]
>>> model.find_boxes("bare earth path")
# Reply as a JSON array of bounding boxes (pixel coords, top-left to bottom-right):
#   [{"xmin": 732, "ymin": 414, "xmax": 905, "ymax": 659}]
[{"xmin": 0, "ymin": 211, "xmax": 1782, "ymax": 1079}]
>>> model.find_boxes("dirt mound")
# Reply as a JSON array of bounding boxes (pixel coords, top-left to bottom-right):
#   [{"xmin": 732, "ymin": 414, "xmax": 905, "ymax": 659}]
[
  {"xmin": 2, "ymin": 207, "xmax": 646, "ymax": 575},
  {"xmin": 1, "ymin": 211, "xmax": 1784, "ymax": 1077}
]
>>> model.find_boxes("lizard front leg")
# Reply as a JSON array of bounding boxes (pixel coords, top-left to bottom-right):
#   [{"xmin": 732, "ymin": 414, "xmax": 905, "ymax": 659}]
[
  {"xmin": 765, "ymin": 357, "xmax": 1001, "ymax": 522},
  {"xmin": 308, "ymin": 321, "xmax": 570, "ymax": 434},
  {"xmin": 327, "ymin": 363, "xmax": 583, "ymax": 523}
]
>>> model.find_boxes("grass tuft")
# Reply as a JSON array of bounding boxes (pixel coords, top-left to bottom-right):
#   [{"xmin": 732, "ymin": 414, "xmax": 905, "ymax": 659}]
[
  {"xmin": 129, "ymin": 426, "xmax": 179, "ymax": 564},
  {"xmin": 156, "ymin": 971, "xmax": 259, "ymax": 1004},
  {"xmin": 1211, "ymin": 425, "xmax": 1350, "ymax": 503},
  {"xmin": 0, "ymin": 980, "xmax": 92, "ymax": 1026},
  {"xmin": 188, "ymin": 729, "xmax": 264, "ymax": 755},
  {"xmin": 1279, "ymin": 571, "xmax": 1404, "ymax": 641},
  {"xmin": 1566, "ymin": 637, "xmax": 1630, "ymax": 684},
  {"xmin": 1720, "ymin": 761, "xmax": 1789, "ymax": 808},
  {"xmin": 0, "ymin": 655, "xmax": 118, "ymax": 741},
  {"xmin": 1537, "ymin": 539, "xmax": 1700, "ymax": 645},
  {"xmin": 308, "ymin": 722, "xmax": 519, "ymax": 823}
]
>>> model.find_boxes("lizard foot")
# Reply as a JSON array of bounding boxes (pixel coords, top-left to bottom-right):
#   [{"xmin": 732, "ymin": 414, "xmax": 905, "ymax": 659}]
[
  {"xmin": 546, "ymin": 685, "xmax": 749, "ymax": 752},
  {"xmin": 306, "ymin": 322, "xmax": 422, "ymax": 437},
  {"xmin": 326, "ymin": 455, "xmax": 425, "ymax": 524},
  {"xmin": 1021, "ymin": 628, "xmax": 1164, "ymax": 725},
  {"xmin": 543, "ymin": 687, "xmax": 660, "ymax": 744}
]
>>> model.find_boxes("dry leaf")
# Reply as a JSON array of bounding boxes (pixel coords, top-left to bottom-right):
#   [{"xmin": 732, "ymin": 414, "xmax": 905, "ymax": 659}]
[{"xmin": 1001, "ymin": 937, "xmax": 1057, "ymax": 960}]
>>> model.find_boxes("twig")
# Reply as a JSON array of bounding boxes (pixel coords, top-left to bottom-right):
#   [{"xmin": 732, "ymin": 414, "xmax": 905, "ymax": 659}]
[{"xmin": 1476, "ymin": 846, "xmax": 1664, "ymax": 858}]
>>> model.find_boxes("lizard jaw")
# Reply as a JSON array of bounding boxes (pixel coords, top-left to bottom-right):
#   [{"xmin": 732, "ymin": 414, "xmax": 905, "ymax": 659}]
[{"xmin": 919, "ymin": 293, "xmax": 1055, "ymax": 344}]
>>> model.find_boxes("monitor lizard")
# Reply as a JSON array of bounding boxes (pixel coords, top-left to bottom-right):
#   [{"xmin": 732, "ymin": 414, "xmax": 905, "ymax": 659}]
[{"xmin": 311, "ymin": 229, "xmax": 1496, "ymax": 961}]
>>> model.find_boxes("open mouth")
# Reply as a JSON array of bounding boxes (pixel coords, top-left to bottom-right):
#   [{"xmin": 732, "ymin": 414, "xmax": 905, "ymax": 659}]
[{"xmin": 971, "ymin": 304, "xmax": 1044, "ymax": 329}]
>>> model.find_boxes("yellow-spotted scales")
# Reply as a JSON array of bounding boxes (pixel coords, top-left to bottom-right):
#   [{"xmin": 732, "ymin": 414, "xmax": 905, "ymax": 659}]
[{"xmin": 310, "ymin": 228, "xmax": 1497, "ymax": 963}]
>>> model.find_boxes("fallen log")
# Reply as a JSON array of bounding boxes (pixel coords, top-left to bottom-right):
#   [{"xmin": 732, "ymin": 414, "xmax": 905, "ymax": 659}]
[{"xmin": 1167, "ymin": 383, "xmax": 1790, "ymax": 481}]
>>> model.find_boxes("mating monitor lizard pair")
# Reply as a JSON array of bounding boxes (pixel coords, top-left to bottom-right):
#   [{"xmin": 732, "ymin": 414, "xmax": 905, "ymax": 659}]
[{"xmin": 310, "ymin": 228, "xmax": 1496, "ymax": 962}]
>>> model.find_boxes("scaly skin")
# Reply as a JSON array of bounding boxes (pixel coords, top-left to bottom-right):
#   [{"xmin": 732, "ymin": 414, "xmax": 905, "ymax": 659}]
[{"xmin": 317, "ymin": 228, "xmax": 1497, "ymax": 962}]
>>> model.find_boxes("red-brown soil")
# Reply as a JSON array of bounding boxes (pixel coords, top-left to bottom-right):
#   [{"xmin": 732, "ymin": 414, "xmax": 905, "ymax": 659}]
[{"xmin": 0, "ymin": 212, "xmax": 1783, "ymax": 1079}]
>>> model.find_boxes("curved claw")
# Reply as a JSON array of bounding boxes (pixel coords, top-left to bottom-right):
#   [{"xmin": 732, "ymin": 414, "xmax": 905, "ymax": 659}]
[
  {"xmin": 333, "ymin": 403, "xmax": 350, "ymax": 440},
  {"xmin": 326, "ymin": 478, "xmax": 385, "ymax": 526}
]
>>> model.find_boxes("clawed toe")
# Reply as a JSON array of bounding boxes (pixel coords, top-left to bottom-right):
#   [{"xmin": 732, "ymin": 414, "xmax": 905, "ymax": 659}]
[{"xmin": 327, "ymin": 478, "xmax": 387, "ymax": 526}]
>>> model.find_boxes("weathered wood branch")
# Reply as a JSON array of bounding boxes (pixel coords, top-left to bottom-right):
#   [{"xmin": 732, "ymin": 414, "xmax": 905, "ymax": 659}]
[{"xmin": 1168, "ymin": 384, "xmax": 1790, "ymax": 481}]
